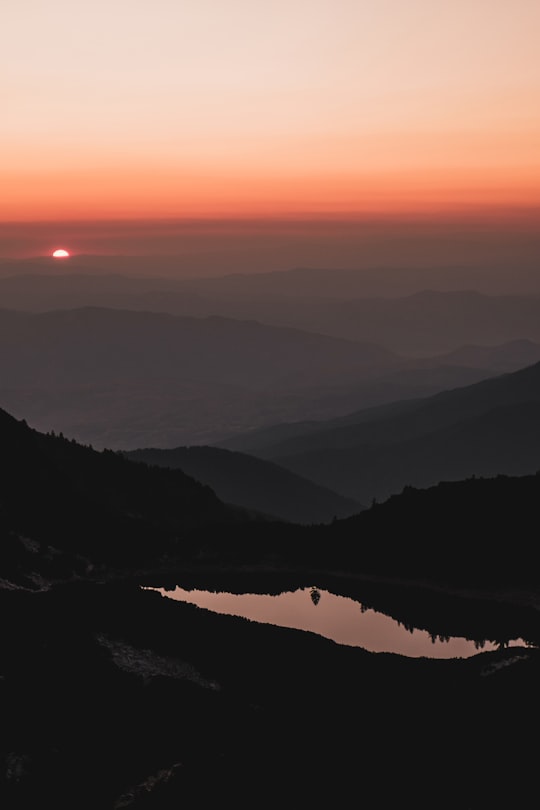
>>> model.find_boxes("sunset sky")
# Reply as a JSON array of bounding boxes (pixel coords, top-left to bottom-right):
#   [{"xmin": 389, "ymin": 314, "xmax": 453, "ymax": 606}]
[{"xmin": 3, "ymin": 0, "xmax": 539, "ymax": 226}]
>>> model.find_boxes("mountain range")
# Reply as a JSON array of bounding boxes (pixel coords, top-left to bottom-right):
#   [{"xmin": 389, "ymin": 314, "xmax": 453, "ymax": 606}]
[
  {"xmin": 2, "ymin": 305, "xmax": 528, "ymax": 450},
  {"xmin": 125, "ymin": 445, "xmax": 362, "ymax": 524},
  {"xmin": 4, "ymin": 270, "xmax": 540, "ymax": 353},
  {"xmin": 0, "ymin": 406, "xmax": 256, "ymax": 589},
  {"xmin": 1, "ymin": 397, "xmax": 539, "ymax": 808},
  {"xmin": 220, "ymin": 360, "xmax": 540, "ymax": 503},
  {"xmin": 2, "ymin": 256, "xmax": 539, "ymax": 807},
  {"xmin": 2, "ymin": 400, "xmax": 539, "ymax": 593}
]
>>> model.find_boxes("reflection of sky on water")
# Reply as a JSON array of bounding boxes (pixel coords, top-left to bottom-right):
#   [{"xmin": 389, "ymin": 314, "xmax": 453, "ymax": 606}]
[{"xmin": 157, "ymin": 586, "xmax": 525, "ymax": 658}]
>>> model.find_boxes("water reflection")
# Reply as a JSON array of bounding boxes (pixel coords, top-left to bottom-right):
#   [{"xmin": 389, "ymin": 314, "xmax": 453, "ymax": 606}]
[{"xmin": 157, "ymin": 586, "xmax": 526, "ymax": 658}]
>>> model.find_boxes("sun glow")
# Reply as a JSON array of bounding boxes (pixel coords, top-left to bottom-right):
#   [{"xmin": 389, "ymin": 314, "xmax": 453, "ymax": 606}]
[{"xmin": 52, "ymin": 249, "xmax": 70, "ymax": 258}]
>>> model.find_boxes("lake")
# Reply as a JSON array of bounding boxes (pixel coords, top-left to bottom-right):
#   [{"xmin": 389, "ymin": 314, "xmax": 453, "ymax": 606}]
[{"xmin": 156, "ymin": 585, "xmax": 526, "ymax": 658}]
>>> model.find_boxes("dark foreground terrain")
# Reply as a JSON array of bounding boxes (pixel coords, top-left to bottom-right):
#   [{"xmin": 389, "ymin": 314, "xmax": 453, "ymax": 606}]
[
  {"xmin": 1, "ymin": 408, "xmax": 538, "ymax": 808},
  {"xmin": 1, "ymin": 580, "xmax": 538, "ymax": 809}
]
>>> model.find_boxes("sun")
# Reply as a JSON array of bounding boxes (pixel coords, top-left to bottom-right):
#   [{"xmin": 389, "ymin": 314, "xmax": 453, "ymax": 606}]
[{"xmin": 52, "ymin": 248, "xmax": 70, "ymax": 258}]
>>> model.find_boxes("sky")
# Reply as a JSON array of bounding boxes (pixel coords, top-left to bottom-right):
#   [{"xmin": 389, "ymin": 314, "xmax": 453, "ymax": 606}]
[{"xmin": 3, "ymin": 0, "xmax": 540, "ymax": 221}]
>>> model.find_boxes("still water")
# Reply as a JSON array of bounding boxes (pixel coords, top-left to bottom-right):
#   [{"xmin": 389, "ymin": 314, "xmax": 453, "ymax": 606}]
[{"xmin": 157, "ymin": 586, "xmax": 525, "ymax": 658}]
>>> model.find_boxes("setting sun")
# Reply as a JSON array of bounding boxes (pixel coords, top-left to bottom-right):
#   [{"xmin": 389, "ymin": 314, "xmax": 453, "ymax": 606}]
[{"xmin": 52, "ymin": 249, "xmax": 70, "ymax": 258}]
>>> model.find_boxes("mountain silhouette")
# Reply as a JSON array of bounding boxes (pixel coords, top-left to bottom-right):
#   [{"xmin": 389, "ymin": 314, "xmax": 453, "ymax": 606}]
[
  {"xmin": 1, "ymin": 400, "xmax": 539, "ymax": 808},
  {"xmin": 323, "ymin": 472, "xmax": 540, "ymax": 590},
  {"xmin": 0, "ymin": 407, "xmax": 254, "ymax": 588},
  {"xmin": 0, "ymin": 306, "xmax": 417, "ymax": 448},
  {"xmin": 0, "ymin": 306, "xmax": 401, "ymax": 387},
  {"xmin": 3, "ymin": 304, "xmax": 537, "ymax": 450},
  {"xmin": 221, "ymin": 360, "xmax": 540, "ymax": 502},
  {"xmin": 124, "ymin": 445, "xmax": 362, "ymax": 524},
  {"xmin": 5, "ymin": 272, "xmax": 540, "ymax": 354}
]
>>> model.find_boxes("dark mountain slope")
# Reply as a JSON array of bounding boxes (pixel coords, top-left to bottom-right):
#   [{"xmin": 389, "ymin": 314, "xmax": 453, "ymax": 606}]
[
  {"xmin": 0, "ymin": 408, "xmax": 254, "ymax": 587},
  {"xmin": 1, "ymin": 581, "xmax": 538, "ymax": 808},
  {"xmin": 232, "ymin": 359, "xmax": 540, "ymax": 460},
  {"xmin": 274, "ymin": 400, "xmax": 540, "ymax": 501},
  {"xmin": 322, "ymin": 472, "xmax": 540, "ymax": 591},
  {"xmin": 124, "ymin": 445, "xmax": 362, "ymax": 524},
  {"xmin": 3, "ymin": 398, "xmax": 539, "ymax": 592}
]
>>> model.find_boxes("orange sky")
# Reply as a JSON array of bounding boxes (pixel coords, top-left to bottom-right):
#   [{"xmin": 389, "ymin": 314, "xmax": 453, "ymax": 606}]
[{"xmin": 3, "ymin": 0, "xmax": 540, "ymax": 220}]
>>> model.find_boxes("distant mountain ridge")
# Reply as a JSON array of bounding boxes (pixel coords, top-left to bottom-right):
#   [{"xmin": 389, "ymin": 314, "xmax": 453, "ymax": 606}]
[
  {"xmin": 3, "ymin": 303, "xmax": 540, "ymax": 450},
  {"xmin": 124, "ymin": 445, "xmax": 362, "ymax": 524},
  {"xmin": 3, "ymin": 272, "xmax": 540, "ymax": 353},
  {"xmin": 0, "ymin": 306, "xmax": 409, "ymax": 448},
  {"xmin": 220, "ymin": 360, "xmax": 540, "ymax": 503},
  {"xmin": 225, "ymin": 360, "xmax": 540, "ymax": 455},
  {"xmin": 2, "ymin": 256, "xmax": 540, "ymax": 293},
  {"xmin": 429, "ymin": 338, "xmax": 540, "ymax": 371},
  {"xmin": 1, "ymin": 304, "xmax": 515, "ymax": 451},
  {"xmin": 0, "ymin": 306, "xmax": 399, "ymax": 387}
]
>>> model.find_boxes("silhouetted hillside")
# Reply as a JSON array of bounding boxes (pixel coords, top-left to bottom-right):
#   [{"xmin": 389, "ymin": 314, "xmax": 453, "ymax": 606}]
[
  {"xmin": 273, "ymin": 400, "xmax": 540, "ymax": 501},
  {"xmin": 0, "ymin": 408, "xmax": 254, "ymax": 588},
  {"xmin": 323, "ymin": 473, "xmax": 540, "ymax": 588},
  {"xmin": 220, "ymin": 361, "xmax": 540, "ymax": 502},
  {"xmin": 1, "ymin": 579, "xmax": 537, "ymax": 809},
  {"xmin": 3, "ymin": 400, "xmax": 539, "ymax": 590},
  {"xmin": 2, "ymin": 402, "xmax": 539, "ymax": 809},
  {"xmin": 229, "ymin": 360, "xmax": 540, "ymax": 457},
  {"xmin": 124, "ymin": 445, "xmax": 362, "ymax": 524}
]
